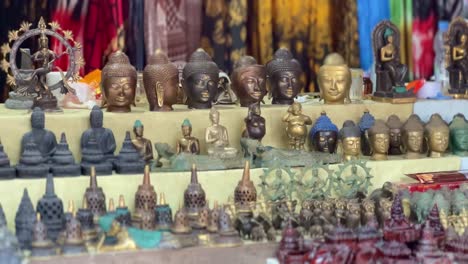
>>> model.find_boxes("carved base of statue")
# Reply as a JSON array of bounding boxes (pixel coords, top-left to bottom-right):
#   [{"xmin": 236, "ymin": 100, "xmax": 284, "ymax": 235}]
[
  {"xmin": 448, "ymin": 88, "xmax": 468, "ymax": 99},
  {"xmin": 81, "ymin": 162, "xmax": 113, "ymax": 176},
  {"xmin": 207, "ymin": 147, "xmax": 239, "ymax": 160},
  {"xmin": 372, "ymin": 85, "xmax": 416, "ymax": 104},
  {"xmin": 32, "ymin": 94, "xmax": 62, "ymax": 112},
  {"xmin": 31, "ymin": 244, "xmax": 57, "ymax": 257},
  {"xmin": 114, "ymin": 161, "xmax": 145, "ymax": 174},
  {"xmin": 0, "ymin": 166, "xmax": 16, "ymax": 179},
  {"xmin": 61, "ymin": 243, "xmax": 87, "ymax": 255},
  {"xmin": 51, "ymin": 164, "xmax": 81, "ymax": 177},
  {"xmin": 16, "ymin": 164, "xmax": 49, "ymax": 178},
  {"xmin": 5, "ymin": 92, "xmax": 34, "ymax": 109}
]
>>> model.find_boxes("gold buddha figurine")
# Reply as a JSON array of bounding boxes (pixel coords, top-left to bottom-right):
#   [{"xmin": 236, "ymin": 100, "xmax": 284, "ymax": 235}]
[
  {"xmin": 339, "ymin": 120, "xmax": 361, "ymax": 161},
  {"xmin": 101, "ymin": 51, "xmax": 137, "ymax": 113},
  {"xmin": 205, "ymin": 108, "xmax": 238, "ymax": 159},
  {"xmin": 318, "ymin": 53, "xmax": 351, "ymax": 104},
  {"xmin": 176, "ymin": 119, "xmax": 200, "ymax": 155},
  {"xmin": 96, "ymin": 220, "xmax": 137, "ymax": 252},
  {"xmin": 403, "ymin": 116, "xmax": 425, "ymax": 159},
  {"xmin": 131, "ymin": 120, "xmax": 154, "ymax": 163},
  {"xmin": 368, "ymin": 120, "xmax": 390, "ymax": 161},
  {"xmin": 425, "ymin": 114, "xmax": 449, "ymax": 158},
  {"xmin": 282, "ymin": 102, "xmax": 312, "ymax": 150}
]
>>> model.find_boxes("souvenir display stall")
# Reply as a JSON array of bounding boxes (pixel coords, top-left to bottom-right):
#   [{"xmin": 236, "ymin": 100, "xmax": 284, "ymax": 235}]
[{"xmin": 0, "ymin": 4, "xmax": 467, "ymax": 264}]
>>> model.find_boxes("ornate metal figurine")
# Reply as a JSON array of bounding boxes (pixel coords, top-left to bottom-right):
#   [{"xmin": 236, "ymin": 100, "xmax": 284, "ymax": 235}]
[
  {"xmin": 296, "ymin": 162, "xmax": 334, "ymax": 201},
  {"xmin": 425, "ymin": 114, "xmax": 450, "ymax": 158},
  {"xmin": 282, "ymin": 102, "xmax": 312, "ymax": 150},
  {"xmin": 318, "ymin": 53, "xmax": 351, "ymax": 104},
  {"xmin": 182, "ymin": 48, "xmax": 219, "ymax": 109},
  {"xmin": 241, "ymin": 102, "xmax": 266, "ymax": 142},
  {"xmin": 259, "ymin": 165, "xmax": 295, "ymax": 202},
  {"xmin": 266, "ymin": 48, "xmax": 302, "ymax": 105},
  {"xmin": 232, "ymin": 55, "xmax": 267, "ymax": 107},
  {"xmin": 446, "ymin": 17, "xmax": 468, "ymax": 99},
  {"xmin": 143, "ymin": 49, "xmax": 178, "ymax": 111},
  {"xmin": 131, "ymin": 120, "xmax": 154, "ymax": 163},
  {"xmin": 205, "ymin": 108, "xmax": 238, "ymax": 159},
  {"xmin": 449, "ymin": 113, "xmax": 468, "ymax": 156},
  {"xmin": 368, "ymin": 120, "xmax": 390, "ymax": 161},
  {"xmin": 309, "ymin": 111, "xmax": 338, "ymax": 153},
  {"xmin": 372, "ymin": 20, "xmax": 415, "ymax": 103},
  {"xmin": 339, "ymin": 121, "xmax": 362, "ymax": 161},
  {"xmin": 176, "ymin": 119, "xmax": 200, "ymax": 155}
]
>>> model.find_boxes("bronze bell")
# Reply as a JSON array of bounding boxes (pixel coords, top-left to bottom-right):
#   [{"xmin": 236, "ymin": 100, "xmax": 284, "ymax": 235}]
[
  {"xmin": 171, "ymin": 205, "xmax": 191, "ymax": 234},
  {"xmin": 234, "ymin": 160, "xmax": 257, "ymax": 213}
]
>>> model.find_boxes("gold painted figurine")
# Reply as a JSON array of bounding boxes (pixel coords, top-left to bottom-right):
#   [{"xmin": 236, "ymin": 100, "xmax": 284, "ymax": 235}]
[
  {"xmin": 318, "ymin": 53, "xmax": 351, "ymax": 104},
  {"xmin": 425, "ymin": 114, "xmax": 449, "ymax": 158},
  {"xmin": 96, "ymin": 220, "xmax": 137, "ymax": 252},
  {"xmin": 131, "ymin": 120, "xmax": 153, "ymax": 163},
  {"xmin": 368, "ymin": 120, "xmax": 390, "ymax": 161},
  {"xmin": 339, "ymin": 121, "xmax": 362, "ymax": 161},
  {"xmin": 176, "ymin": 119, "xmax": 200, "ymax": 155},
  {"xmin": 101, "ymin": 51, "xmax": 137, "ymax": 113},
  {"xmin": 282, "ymin": 102, "xmax": 312, "ymax": 150},
  {"xmin": 205, "ymin": 108, "xmax": 238, "ymax": 159}
]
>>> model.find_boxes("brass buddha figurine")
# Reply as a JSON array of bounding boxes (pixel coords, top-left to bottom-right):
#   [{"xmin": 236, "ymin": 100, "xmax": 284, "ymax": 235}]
[
  {"xmin": 205, "ymin": 108, "xmax": 238, "ymax": 159},
  {"xmin": 402, "ymin": 116, "xmax": 425, "ymax": 159},
  {"xmin": 182, "ymin": 48, "xmax": 219, "ymax": 109},
  {"xmin": 101, "ymin": 51, "xmax": 137, "ymax": 113},
  {"xmin": 449, "ymin": 114, "xmax": 468, "ymax": 156},
  {"xmin": 234, "ymin": 161, "xmax": 257, "ymax": 213},
  {"xmin": 368, "ymin": 120, "xmax": 390, "ymax": 161},
  {"xmin": 425, "ymin": 114, "xmax": 450, "ymax": 158},
  {"xmin": 318, "ymin": 53, "xmax": 351, "ymax": 104},
  {"xmin": 339, "ymin": 120, "xmax": 362, "ymax": 161},
  {"xmin": 176, "ymin": 119, "xmax": 200, "ymax": 155},
  {"xmin": 231, "ymin": 56, "xmax": 267, "ymax": 107},
  {"xmin": 131, "ymin": 120, "xmax": 153, "ymax": 163},
  {"xmin": 282, "ymin": 102, "xmax": 312, "ymax": 150},
  {"xmin": 241, "ymin": 102, "xmax": 266, "ymax": 142},
  {"xmin": 309, "ymin": 111, "xmax": 338, "ymax": 153},
  {"xmin": 386, "ymin": 115, "xmax": 404, "ymax": 155},
  {"xmin": 446, "ymin": 18, "xmax": 468, "ymax": 98},
  {"xmin": 143, "ymin": 49, "xmax": 178, "ymax": 111},
  {"xmin": 266, "ymin": 48, "xmax": 302, "ymax": 105}
]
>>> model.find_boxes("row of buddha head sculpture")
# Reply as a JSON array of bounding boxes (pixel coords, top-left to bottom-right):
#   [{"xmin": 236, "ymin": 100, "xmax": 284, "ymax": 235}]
[{"xmin": 100, "ymin": 47, "xmax": 352, "ymax": 113}]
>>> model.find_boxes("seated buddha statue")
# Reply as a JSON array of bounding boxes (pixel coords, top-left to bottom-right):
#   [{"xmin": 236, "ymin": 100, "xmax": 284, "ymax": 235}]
[
  {"xmin": 205, "ymin": 108, "xmax": 238, "ymax": 159},
  {"xmin": 176, "ymin": 119, "xmax": 200, "ymax": 155},
  {"xmin": 131, "ymin": 120, "xmax": 153, "ymax": 163}
]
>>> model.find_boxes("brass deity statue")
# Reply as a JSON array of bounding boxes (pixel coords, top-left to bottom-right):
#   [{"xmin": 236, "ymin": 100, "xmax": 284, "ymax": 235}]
[
  {"xmin": 449, "ymin": 113, "xmax": 468, "ymax": 156},
  {"xmin": 182, "ymin": 48, "xmax": 219, "ymax": 109},
  {"xmin": 372, "ymin": 20, "xmax": 414, "ymax": 103},
  {"xmin": 131, "ymin": 120, "xmax": 153, "ymax": 163},
  {"xmin": 402, "ymin": 116, "xmax": 425, "ymax": 159},
  {"xmin": 446, "ymin": 17, "xmax": 468, "ymax": 98},
  {"xmin": 368, "ymin": 120, "xmax": 390, "ymax": 161},
  {"xmin": 282, "ymin": 102, "xmax": 312, "ymax": 150},
  {"xmin": 318, "ymin": 53, "xmax": 351, "ymax": 104},
  {"xmin": 176, "ymin": 119, "xmax": 200, "ymax": 155},
  {"xmin": 205, "ymin": 108, "xmax": 238, "ymax": 159},
  {"xmin": 339, "ymin": 121, "xmax": 361, "ymax": 161},
  {"xmin": 266, "ymin": 48, "xmax": 302, "ymax": 105},
  {"xmin": 232, "ymin": 56, "xmax": 267, "ymax": 107},
  {"xmin": 101, "ymin": 51, "xmax": 137, "ymax": 113},
  {"xmin": 425, "ymin": 114, "xmax": 449, "ymax": 158}
]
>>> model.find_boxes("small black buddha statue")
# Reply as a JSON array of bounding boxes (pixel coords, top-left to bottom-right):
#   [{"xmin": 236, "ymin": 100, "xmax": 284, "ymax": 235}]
[
  {"xmin": 266, "ymin": 48, "xmax": 302, "ymax": 105},
  {"xmin": 309, "ymin": 111, "xmax": 339, "ymax": 153},
  {"xmin": 182, "ymin": 48, "xmax": 219, "ymax": 109},
  {"xmin": 20, "ymin": 107, "xmax": 57, "ymax": 163},
  {"xmin": 80, "ymin": 106, "xmax": 116, "ymax": 162},
  {"xmin": 242, "ymin": 102, "xmax": 266, "ymax": 142}
]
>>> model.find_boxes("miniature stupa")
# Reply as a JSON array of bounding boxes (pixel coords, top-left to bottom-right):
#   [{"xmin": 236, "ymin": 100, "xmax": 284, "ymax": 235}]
[
  {"xmin": 36, "ymin": 174, "xmax": 64, "ymax": 241},
  {"xmin": 0, "ymin": 138, "xmax": 15, "ymax": 179},
  {"xmin": 16, "ymin": 140, "xmax": 49, "ymax": 178},
  {"xmin": 30, "ymin": 213, "xmax": 56, "ymax": 257},
  {"xmin": 51, "ymin": 133, "xmax": 81, "ymax": 176},
  {"xmin": 135, "ymin": 165, "xmax": 157, "ymax": 214},
  {"xmin": 234, "ymin": 160, "xmax": 257, "ymax": 213},
  {"xmin": 81, "ymin": 133, "xmax": 113, "ymax": 176},
  {"xmin": 114, "ymin": 131, "xmax": 145, "ymax": 174},
  {"xmin": 84, "ymin": 167, "xmax": 106, "ymax": 217},
  {"xmin": 155, "ymin": 193, "xmax": 172, "ymax": 231},
  {"xmin": 15, "ymin": 188, "xmax": 36, "ymax": 250}
]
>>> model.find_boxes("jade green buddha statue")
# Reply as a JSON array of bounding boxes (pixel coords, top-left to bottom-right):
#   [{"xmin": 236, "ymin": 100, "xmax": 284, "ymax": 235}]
[{"xmin": 449, "ymin": 113, "xmax": 468, "ymax": 156}]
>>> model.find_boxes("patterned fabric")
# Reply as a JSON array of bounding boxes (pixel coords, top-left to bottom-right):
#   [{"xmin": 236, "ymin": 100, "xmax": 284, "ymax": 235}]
[
  {"xmin": 334, "ymin": 0, "xmax": 360, "ymax": 68},
  {"xmin": 412, "ymin": 0, "xmax": 436, "ymax": 79},
  {"xmin": 127, "ymin": 0, "xmax": 145, "ymax": 71},
  {"xmin": 389, "ymin": 0, "xmax": 413, "ymax": 79}
]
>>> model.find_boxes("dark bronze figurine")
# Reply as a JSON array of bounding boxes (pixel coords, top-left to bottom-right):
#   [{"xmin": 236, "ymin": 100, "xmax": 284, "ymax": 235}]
[
  {"xmin": 446, "ymin": 17, "xmax": 468, "ymax": 99},
  {"xmin": 242, "ymin": 102, "xmax": 266, "ymax": 142},
  {"xmin": 232, "ymin": 56, "xmax": 267, "ymax": 107}
]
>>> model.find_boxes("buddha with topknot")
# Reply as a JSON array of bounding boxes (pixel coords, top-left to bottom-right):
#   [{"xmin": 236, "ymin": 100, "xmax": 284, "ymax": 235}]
[
  {"xmin": 131, "ymin": 120, "xmax": 153, "ymax": 163},
  {"xmin": 368, "ymin": 120, "xmax": 390, "ymax": 161},
  {"xmin": 425, "ymin": 114, "xmax": 450, "ymax": 158},
  {"xmin": 403, "ymin": 115, "xmax": 425, "ymax": 159},
  {"xmin": 339, "ymin": 121, "xmax": 362, "ymax": 161},
  {"xmin": 309, "ymin": 111, "xmax": 338, "ymax": 153},
  {"xmin": 232, "ymin": 56, "xmax": 267, "ymax": 107},
  {"xmin": 386, "ymin": 115, "xmax": 404, "ymax": 155},
  {"xmin": 449, "ymin": 113, "xmax": 468, "ymax": 156},
  {"xmin": 205, "ymin": 108, "xmax": 238, "ymax": 159},
  {"xmin": 176, "ymin": 119, "xmax": 200, "ymax": 154},
  {"xmin": 318, "ymin": 53, "xmax": 351, "ymax": 104}
]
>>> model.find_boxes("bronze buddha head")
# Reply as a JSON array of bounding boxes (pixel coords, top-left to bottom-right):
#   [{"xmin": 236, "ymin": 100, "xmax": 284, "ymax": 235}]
[
  {"xmin": 425, "ymin": 114, "xmax": 449, "ymax": 157},
  {"xmin": 266, "ymin": 48, "xmax": 302, "ymax": 105},
  {"xmin": 339, "ymin": 120, "xmax": 361, "ymax": 161},
  {"xmin": 309, "ymin": 111, "xmax": 339, "ymax": 153},
  {"xmin": 143, "ymin": 50, "xmax": 179, "ymax": 111},
  {"xmin": 402, "ymin": 115, "xmax": 425, "ymax": 157},
  {"xmin": 368, "ymin": 120, "xmax": 390, "ymax": 160},
  {"xmin": 386, "ymin": 115, "xmax": 404, "ymax": 155},
  {"xmin": 101, "ymin": 51, "xmax": 137, "ymax": 113},
  {"xmin": 318, "ymin": 53, "xmax": 351, "ymax": 104},
  {"xmin": 232, "ymin": 56, "xmax": 267, "ymax": 107},
  {"xmin": 182, "ymin": 48, "xmax": 219, "ymax": 109},
  {"xmin": 449, "ymin": 113, "xmax": 468, "ymax": 156}
]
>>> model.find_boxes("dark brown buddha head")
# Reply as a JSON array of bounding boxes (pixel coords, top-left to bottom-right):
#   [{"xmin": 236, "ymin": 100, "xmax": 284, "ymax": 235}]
[{"xmin": 232, "ymin": 56, "xmax": 267, "ymax": 107}]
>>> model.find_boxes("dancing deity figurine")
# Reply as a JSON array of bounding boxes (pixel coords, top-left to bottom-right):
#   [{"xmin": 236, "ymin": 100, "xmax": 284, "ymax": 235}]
[
  {"xmin": 266, "ymin": 48, "xmax": 302, "ymax": 105},
  {"xmin": 0, "ymin": 17, "xmax": 82, "ymax": 111},
  {"xmin": 368, "ymin": 120, "xmax": 390, "ymax": 161},
  {"xmin": 232, "ymin": 56, "xmax": 267, "ymax": 107},
  {"xmin": 143, "ymin": 49, "xmax": 178, "ymax": 111},
  {"xmin": 131, "ymin": 120, "xmax": 153, "ymax": 163},
  {"xmin": 309, "ymin": 111, "xmax": 338, "ymax": 153},
  {"xmin": 101, "ymin": 51, "xmax": 137, "ymax": 113},
  {"xmin": 282, "ymin": 102, "xmax": 312, "ymax": 150},
  {"xmin": 205, "ymin": 108, "xmax": 238, "ymax": 159},
  {"xmin": 182, "ymin": 48, "xmax": 219, "ymax": 109},
  {"xmin": 339, "ymin": 121, "xmax": 362, "ymax": 161},
  {"xmin": 176, "ymin": 119, "xmax": 200, "ymax": 155},
  {"xmin": 449, "ymin": 114, "xmax": 468, "ymax": 156},
  {"xmin": 446, "ymin": 18, "xmax": 468, "ymax": 98},
  {"xmin": 318, "ymin": 53, "xmax": 351, "ymax": 104},
  {"xmin": 242, "ymin": 103, "xmax": 266, "ymax": 141},
  {"xmin": 425, "ymin": 114, "xmax": 449, "ymax": 158},
  {"xmin": 403, "ymin": 116, "xmax": 425, "ymax": 159},
  {"xmin": 386, "ymin": 115, "xmax": 404, "ymax": 155},
  {"xmin": 372, "ymin": 20, "xmax": 414, "ymax": 103}
]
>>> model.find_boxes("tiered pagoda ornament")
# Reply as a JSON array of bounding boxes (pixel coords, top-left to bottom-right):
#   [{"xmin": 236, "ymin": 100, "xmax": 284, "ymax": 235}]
[
  {"xmin": 36, "ymin": 174, "xmax": 64, "ymax": 242},
  {"xmin": 0, "ymin": 138, "xmax": 15, "ymax": 179},
  {"xmin": 375, "ymin": 240, "xmax": 412, "ymax": 262},
  {"xmin": 276, "ymin": 219, "xmax": 304, "ymax": 263},
  {"xmin": 84, "ymin": 167, "xmax": 106, "ymax": 217},
  {"xmin": 171, "ymin": 205, "xmax": 191, "ymax": 234},
  {"xmin": 134, "ymin": 165, "xmax": 157, "ymax": 214},
  {"xmin": 372, "ymin": 20, "xmax": 415, "ymax": 103},
  {"xmin": 155, "ymin": 193, "xmax": 172, "ymax": 231},
  {"xmin": 15, "ymin": 189, "xmax": 36, "ymax": 250},
  {"xmin": 114, "ymin": 131, "xmax": 145, "ymax": 174},
  {"xmin": 76, "ymin": 199, "xmax": 97, "ymax": 242},
  {"xmin": 234, "ymin": 161, "xmax": 257, "ymax": 214},
  {"xmin": 0, "ymin": 17, "xmax": 83, "ymax": 111},
  {"xmin": 30, "ymin": 214, "xmax": 56, "ymax": 257},
  {"xmin": 51, "ymin": 133, "xmax": 80, "ymax": 176},
  {"xmin": 61, "ymin": 212, "xmax": 86, "ymax": 254},
  {"xmin": 446, "ymin": 17, "xmax": 468, "ymax": 99},
  {"xmin": 414, "ymin": 220, "xmax": 449, "ymax": 263},
  {"xmin": 183, "ymin": 164, "xmax": 207, "ymax": 228},
  {"xmin": 0, "ymin": 204, "xmax": 23, "ymax": 264},
  {"xmin": 383, "ymin": 194, "xmax": 420, "ymax": 243}
]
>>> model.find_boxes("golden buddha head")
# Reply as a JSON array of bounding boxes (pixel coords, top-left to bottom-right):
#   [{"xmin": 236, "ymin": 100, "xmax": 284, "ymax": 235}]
[
  {"xmin": 318, "ymin": 53, "xmax": 351, "ymax": 104},
  {"xmin": 368, "ymin": 120, "xmax": 390, "ymax": 159},
  {"xmin": 102, "ymin": 51, "xmax": 137, "ymax": 113},
  {"xmin": 403, "ymin": 115, "xmax": 424, "ymax": 153},
  {"xmin": 232, "ymin": 56, "xmax": 267, "ymax": 107},
  {"xmin": 340, "ymin": 120, "xmax": 361, "ymax": 158},
  {"xmin": 425, "ymin": 114, "xmax": 449, "ymax": 156}
]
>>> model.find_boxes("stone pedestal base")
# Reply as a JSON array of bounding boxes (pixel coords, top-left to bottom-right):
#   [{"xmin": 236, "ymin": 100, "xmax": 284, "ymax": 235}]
[
  {"xmin": 51, "ymin": 164, "xmax": 81, "ymax": 177},
  {"xmin": 33, "ymin": 96, "xmax": 61, "ymax": 112},
  {"xmin": 0, "ymin": 166, "xmax": 16, "ymax": 179},
  {"xmin": 31, "ymin": 246, "xmax": 57, "ymax": 257},
  {"xmin": 61, "ymin": 243, "xmax": 86, "ymax": 255},
  {"xmin": 16, "ymin": 164, "xmax": 49, "ymax": 178},
  {"xmin": 81, "ymin": 162, "xmax": 113, "ymax": 176},
  {"xmin": 114, "ymin": 161, "xmax": 145, "ymax": 174}
]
